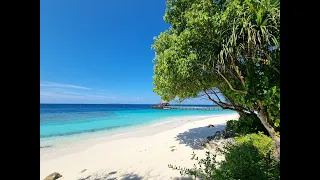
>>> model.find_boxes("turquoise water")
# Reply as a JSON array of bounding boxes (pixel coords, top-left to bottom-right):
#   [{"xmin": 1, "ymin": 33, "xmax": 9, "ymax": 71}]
[{"xmin": 40, "ymin": 104, "xmax": 236, "ymax": 140}]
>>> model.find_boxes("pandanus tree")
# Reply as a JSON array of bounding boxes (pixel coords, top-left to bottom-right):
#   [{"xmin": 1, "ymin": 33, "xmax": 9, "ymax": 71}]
[{"xmin": 152, "ymin": 0, "xmax": 280, "ymax": 154}]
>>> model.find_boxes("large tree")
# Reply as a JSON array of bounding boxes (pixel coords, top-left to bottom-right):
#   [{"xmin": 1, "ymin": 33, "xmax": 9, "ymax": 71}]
[{"xmin": 152, "ymin": 0, "xmax": 280, "ymax": 154}]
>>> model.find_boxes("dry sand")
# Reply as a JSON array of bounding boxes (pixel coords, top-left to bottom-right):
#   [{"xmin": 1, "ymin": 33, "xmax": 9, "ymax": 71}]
[{"xmin": 40, "ymin": 113, "xmax": 239, "ymax": 180}]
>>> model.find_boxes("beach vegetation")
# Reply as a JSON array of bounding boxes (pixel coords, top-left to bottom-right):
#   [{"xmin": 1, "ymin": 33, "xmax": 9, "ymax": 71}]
[
  {"xmin": 152, "ymin": 0, "xmax": 280, "ymax": 154},
  {"xmin": 226, "ymin": 113, "xmax": 267, "ymax": 136},
  {"xmin": 169, "ymin": 133, "xmax": 280, "ymax": 180}
]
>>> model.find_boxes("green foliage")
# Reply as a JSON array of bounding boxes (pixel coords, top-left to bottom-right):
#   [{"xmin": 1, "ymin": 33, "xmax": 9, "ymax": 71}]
[
  {"xmin": 220, "ymin": 133, "xmax": 279, "ymax": 179},
  {"xmin": 152, "ymin": 0, "xmax": 280, "ymax": 128},
  {"xmin": 169, "ymin": 133, "xmax": 280, "ymax": 180},
  {"xmin": 235, "ymin": 132, "xmax": 274, "ymax": 156},
  {"xmin": 225, "ymin": 120, "xmax": 238, "ymax": 133},
  {"xmin": 226, "ymin": 114, "xmax": 267, "ymax": 136},
  {"xmin": 263, "ymin": 86, "xmax": 280, "ymax": 131},
  {"xmin": 169, "ymin": 151, "xmax": 220, "ymax": 179}
]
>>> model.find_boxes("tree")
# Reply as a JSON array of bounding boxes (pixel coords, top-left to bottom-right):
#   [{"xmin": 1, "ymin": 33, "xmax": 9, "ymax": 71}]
[{"xmin": 152, "ymin": 0, "xmax": 280, "ymax": 154}]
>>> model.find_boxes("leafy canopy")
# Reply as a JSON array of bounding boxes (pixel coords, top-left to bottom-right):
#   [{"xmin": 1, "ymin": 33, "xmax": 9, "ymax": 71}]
[{"xmin": 152, "ymin": 0, "xmax": 280, "ymax": 128}]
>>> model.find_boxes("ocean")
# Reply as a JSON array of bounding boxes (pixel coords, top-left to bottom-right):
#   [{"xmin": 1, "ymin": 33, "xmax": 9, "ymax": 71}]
[{"xmin": 40, "ymin": 104, "xmax": 236, "ymax": 145}]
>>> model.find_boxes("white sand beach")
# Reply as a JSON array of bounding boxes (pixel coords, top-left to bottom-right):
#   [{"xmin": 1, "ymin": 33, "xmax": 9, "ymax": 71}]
[{"xmin": 40, "ymin": 113, "xmax": 239, "ymax": 180}]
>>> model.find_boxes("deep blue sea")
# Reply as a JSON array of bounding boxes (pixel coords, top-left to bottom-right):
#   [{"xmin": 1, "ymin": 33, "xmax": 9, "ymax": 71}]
[{"xmin": 40, "ymin": 104, "xmax": 236, "ymax": 140}]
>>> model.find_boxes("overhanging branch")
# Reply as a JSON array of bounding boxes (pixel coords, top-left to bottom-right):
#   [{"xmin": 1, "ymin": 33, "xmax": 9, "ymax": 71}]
[
  {"xmin": 231, "ymin": 59, "xmax": 246, "ymax": 87},
  {"xmin": 216, "ymin": 70, "xmax": 247, "ymax": 94}
]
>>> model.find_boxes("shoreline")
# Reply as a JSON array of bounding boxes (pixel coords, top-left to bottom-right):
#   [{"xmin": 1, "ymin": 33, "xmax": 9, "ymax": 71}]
[
  {"xmin": 40, "ymin": 109, "xmax": 235, "ymax": 140},
  {"xmin": 40, "ymin": 113, "xmax": 237, "ymax": 157},
  {"xmin": 40, "ymin": 113, "xmax": 239, "ymax": 180}
]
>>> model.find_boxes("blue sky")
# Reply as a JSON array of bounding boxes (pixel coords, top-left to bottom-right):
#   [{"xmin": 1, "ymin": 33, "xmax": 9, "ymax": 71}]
[{"xmin": 40, "ymin": 0, "xmax": 212, "ymax": 104}]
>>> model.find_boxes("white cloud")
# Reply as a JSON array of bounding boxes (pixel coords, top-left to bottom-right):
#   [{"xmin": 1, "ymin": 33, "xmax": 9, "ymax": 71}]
[
  {"xmin": 40, "ymin": 91, "xmax": 115, "ymax": 99},
  {"xmin": 40, "ymin": 81, "xmax": 91, "ymax": 90},
  {"xmin": 40, "ymin": 91, "xmax": 117, "ymax": 104},
  {"xmin": 40, "ymin": 81, "xmax": 118, "ymax": 103}
]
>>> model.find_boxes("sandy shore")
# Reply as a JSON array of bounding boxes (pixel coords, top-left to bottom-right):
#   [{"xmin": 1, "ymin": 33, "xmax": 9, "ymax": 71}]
[{"xmin": 40, "ymin": 113, "xmax": 239, "ymax": 180}]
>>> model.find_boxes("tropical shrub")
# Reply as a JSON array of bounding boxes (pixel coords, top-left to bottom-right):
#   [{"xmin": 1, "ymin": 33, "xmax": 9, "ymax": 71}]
[
  {"xmin": 226, "ymin": 114, "xmax": 267, "ymax": 136},
  {"xmin": 169, "ymin": 133, "xmax": 280, "ymax": 180}
]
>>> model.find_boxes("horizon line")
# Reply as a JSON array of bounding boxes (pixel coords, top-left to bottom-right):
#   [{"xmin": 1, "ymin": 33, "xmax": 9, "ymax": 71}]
[{"xmin": 40, "ymin": 103, "xmax": 218, "ymax": 105}]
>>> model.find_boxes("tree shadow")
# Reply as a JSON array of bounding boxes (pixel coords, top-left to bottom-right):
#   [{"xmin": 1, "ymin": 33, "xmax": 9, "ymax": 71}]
[
  {"xmin": 77, "ymin": 169, "xmax": 191, "ymax": 180},
  {"xmin": 78, "ymin": 171, "xmax": 118, "ymax": 180},
  {"xmin": 78, "ymin": 171, "xmax": 144, "ymax": 180},
  {"xmin": 173, "ymin": 177, "xmax": 193, "ymax": 180},
  {"xmin": 40, "ymin": 145, "xmax": 53, "ymax": 149},
  {"xmin": 175, "ymin": 124, "xmax": 226, "ymax": 150},
  {"xmin": 120, "ymin": 172, "xmax": 143, "ymax": 180}
]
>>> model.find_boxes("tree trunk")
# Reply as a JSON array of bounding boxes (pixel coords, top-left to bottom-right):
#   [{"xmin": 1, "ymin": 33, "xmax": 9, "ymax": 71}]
[
  {"xmin": 257, "ymin": 103, "xmax": 280, "ymax": 159},
  {"xmin": 236, "ymin": 110, "xmax": 251, "ymax": 117}
]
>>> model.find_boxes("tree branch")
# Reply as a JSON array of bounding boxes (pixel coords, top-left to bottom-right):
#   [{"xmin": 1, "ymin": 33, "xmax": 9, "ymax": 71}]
[
  {"xmin": 202, "ymin": 89, "xmax": 250, "ymax": 115},
  {"xmin": 208, "ymin": 89, "xmax": 223, "ymax": 102},
  {"xmin": 187, "ymin": 78, "xmax": 250, "ymax": 114},
  {"xmin": 203, "ymin": 90, "xmax": 230, "ymax": 108},
  {"xmin": 223, "ymin": 92, "xmax": 237, "ymax": 108},
  {"xmin": 216, "ymin": 70, "xmax": 247, "ymax": 94},
  {"xmin": 231, "ymin": 58, "xmax": 246, "ymax": 88},
  {"xmin": 226, "ymin": 67, "xmax": 241, "ymax": 82}
]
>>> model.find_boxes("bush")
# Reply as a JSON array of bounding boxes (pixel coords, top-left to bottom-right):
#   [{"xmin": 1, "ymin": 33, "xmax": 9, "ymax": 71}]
[
  {"xmin": 226, "ymin": 114, "xmax": 268, "ymax": 136},
  {"xmin": 217, "ymin": 133, "xmax": 279, "ymax": 180},
  {"xmin": 169, "ymin": 133, "xmax": 280, "ymax": 180},
  {"xmin": 225, "ymin": 120, "xmax": 238, "ymax": 133},
  {"xmin": 235, "ymin": 133, "xmax": 274, "ymax": 156}
]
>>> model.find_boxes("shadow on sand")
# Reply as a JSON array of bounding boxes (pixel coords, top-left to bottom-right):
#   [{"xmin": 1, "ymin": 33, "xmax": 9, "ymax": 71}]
[
  {"xmin": 77, "ymin": 170, "xmax": 156, "ymax": 180},
  {"xmin": 175, "ymin": 124, "xmax": 226, "ymax": 150},
  {"xmin": 173, "ymin": 177, "xmax": 193, "ymax": 180},
  {"xmin": 78, "ymin": 171, "xmax": 121, "ymax": 180},
  {"xmin": 78, "ymin": 169, "xmax": 193, "ymax": 180}
]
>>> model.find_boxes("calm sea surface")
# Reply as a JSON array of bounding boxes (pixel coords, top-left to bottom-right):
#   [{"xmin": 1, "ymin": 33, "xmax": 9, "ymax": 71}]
[{"xmin": 40, "ymin": 104, "xmax": 236, "ymax": 140}]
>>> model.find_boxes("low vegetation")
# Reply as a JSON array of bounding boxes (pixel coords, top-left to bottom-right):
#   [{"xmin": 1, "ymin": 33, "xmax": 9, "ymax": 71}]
[
  {"xmin": 226, "ymin": 114, "xmax": 268, "ymax": 136},
  {"xmin": 169, "ymin": 133, "xmax": 280, "ymax": 180}
]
